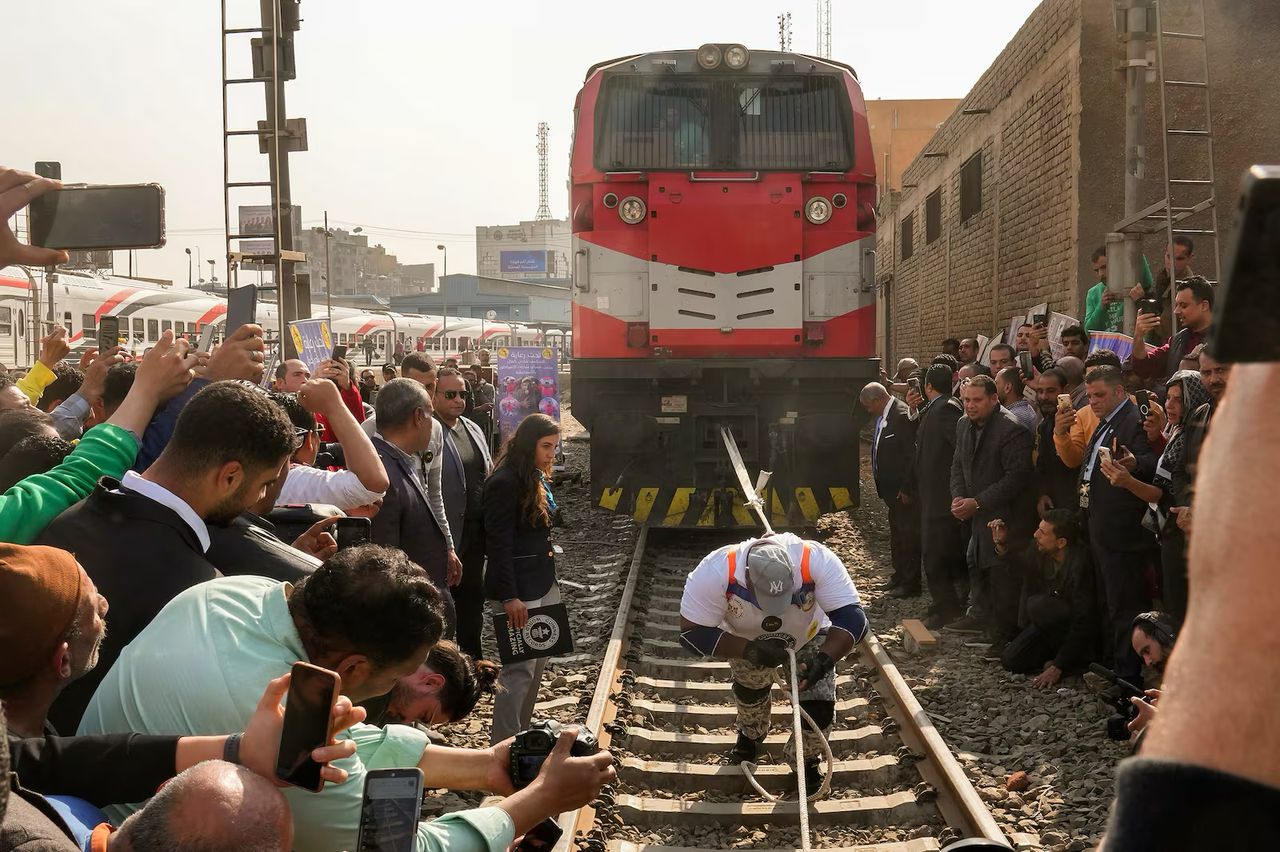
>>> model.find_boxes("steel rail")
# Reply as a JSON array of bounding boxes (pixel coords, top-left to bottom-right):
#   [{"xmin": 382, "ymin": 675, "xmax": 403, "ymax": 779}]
[
  {"xmin": 553, "ymin": 525, "xmax": 650, "ymax": 852},
  {"xmin": 859, "ymin": 630, "xmax": 1009, "ymax": 845}
]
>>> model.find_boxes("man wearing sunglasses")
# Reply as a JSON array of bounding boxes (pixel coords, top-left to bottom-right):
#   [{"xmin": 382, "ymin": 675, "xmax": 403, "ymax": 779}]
[{"xmin": 434, "ymin": 368, "xmax": 494, "ymax": 660}]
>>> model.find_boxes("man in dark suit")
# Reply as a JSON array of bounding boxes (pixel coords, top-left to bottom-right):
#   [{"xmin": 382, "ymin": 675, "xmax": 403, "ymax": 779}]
[
  {"xmin": 36, "ymin": 381, "xmax": 296, "ymax": 733},
  {"xmin": 1080, "ymin": 364, "xmax": 1157, "ymax": 684},
  {"xmin": 369, "ymin": 378, "xmax": 458, "ymax": 631},
  {"xmin": 1033, "ymin": 368, "xmax": 1080, "ymax": 517},
  {"xmin": 433, "ymin": 368, "xmax": 494, "ymax": 660},
  {"xmin": 948, "ymin": 375, "xmax": 1034, "ymax": 648},
  {"xmin": 905, "ymin": 364, "xmax": 968, "ymax": 628},
  {"xmin": 860, "ymin": 382, "xmax": 920, "ymax": 596}
]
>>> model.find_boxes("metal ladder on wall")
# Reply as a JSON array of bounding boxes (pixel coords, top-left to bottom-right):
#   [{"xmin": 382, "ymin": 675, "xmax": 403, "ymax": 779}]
[{"xmin": 1116, "ymin": 0, "xmax": 1222, "ymax": 292}]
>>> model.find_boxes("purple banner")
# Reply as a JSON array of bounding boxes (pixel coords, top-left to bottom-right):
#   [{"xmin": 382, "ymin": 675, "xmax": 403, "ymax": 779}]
[{"xmin": 495, "ymin": 346, "xmax": 561, "ymax": 442}]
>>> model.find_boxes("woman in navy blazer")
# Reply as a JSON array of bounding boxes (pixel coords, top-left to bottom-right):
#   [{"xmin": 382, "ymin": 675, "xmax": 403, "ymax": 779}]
[{"xmin": 483, "ymin": 413, "xmax": 562, "ymax": 743}]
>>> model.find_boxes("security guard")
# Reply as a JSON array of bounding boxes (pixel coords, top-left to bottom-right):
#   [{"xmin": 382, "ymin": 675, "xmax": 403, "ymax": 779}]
[{"xmin": 678, "ymin": 532, "xmax": 868, "ymax": 786}]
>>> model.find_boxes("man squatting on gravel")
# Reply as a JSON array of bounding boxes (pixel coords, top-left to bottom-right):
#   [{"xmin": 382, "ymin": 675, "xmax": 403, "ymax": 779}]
[{"xmin": 678, "ymin": 533, "xmax": 869, "ymax": 789}]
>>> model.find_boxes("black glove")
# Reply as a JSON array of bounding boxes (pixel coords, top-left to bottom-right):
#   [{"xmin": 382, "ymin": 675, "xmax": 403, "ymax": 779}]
[
  {"xmin": 796, "ymin": 650, "xmax": 836, "ymax": 688},
  {"xmin": 742, "ymin": 637, "xmax": 790, "ymax": 668}
]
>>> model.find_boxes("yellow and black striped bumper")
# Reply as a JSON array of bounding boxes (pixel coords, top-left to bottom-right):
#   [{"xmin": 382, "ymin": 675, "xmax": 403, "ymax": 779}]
[{"xmin": 597, "ymin": 485, "xmax": 856, "ymax": 528}]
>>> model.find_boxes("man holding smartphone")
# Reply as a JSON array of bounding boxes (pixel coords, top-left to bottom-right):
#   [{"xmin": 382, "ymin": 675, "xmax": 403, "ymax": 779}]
[{"xmin": 1130, "ymin": 277, "xmax": 1215, "ymax": 382}]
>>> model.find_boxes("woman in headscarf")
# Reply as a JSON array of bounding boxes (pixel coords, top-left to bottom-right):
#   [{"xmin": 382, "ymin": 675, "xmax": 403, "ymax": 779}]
[{"xmin": 1100, "ymin": 370, "xmax": 1212, "ymax": 624}]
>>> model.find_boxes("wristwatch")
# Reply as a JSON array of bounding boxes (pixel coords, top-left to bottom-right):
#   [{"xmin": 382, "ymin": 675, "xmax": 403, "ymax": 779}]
[{"xmin": 223, "ymin": 732, "xmax": 242, "ymax": 765}]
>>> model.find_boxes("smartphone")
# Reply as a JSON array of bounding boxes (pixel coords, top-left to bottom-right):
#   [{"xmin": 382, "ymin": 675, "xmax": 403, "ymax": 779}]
[
  {"xmin": 1135, "ymin": 389, "xmax": 1152, "ymax": 419},
  {"xmin": 97, "ymin": 315, "xmax": 121, "ymax": 348},
  {"xmin": 197, "ymin": 323, "xmax": 216, "ymax": 354},
  {"xmin": 1032, "ymin": 313, "xmax": 1047, "ymax": 327},
  {"xmin": 907, "ymin": 377, "xmax": 922, "ymax": 395},
  {"xmin": 335, "ymin": 516, "xmax": 371, "ymax": 550},
  {"xmin": 275, "ymin": 662, "xmax": 338, "ymax": 792},
  {"xmin": 28, "ymin": 183, "xmax": 165, "ymax": 250},
  {"xmin": 1097, "ymin": 447, "xmax": 1113, "ymax": 466},
  {"xmin": 1057, "ymin": 393, "xmax": 1072, "ymax": 413},
  {"xmin": 357, "ymin": 768, "xmax": 424, "ymax": 852},
  {"xmin": 332, "ymin": 344, "xmax": 348, "ymax": 362},
  {"xmin": 226, "ymin": 284, "xmax": 258, "ymax": 334},
  {"xmin": 1209, "ymin": 165, "xmax": 1280, "ymax": 363},
  {"xmin": 1136, "ymin": 298, "xmax": 1161, "ymax": 316}
]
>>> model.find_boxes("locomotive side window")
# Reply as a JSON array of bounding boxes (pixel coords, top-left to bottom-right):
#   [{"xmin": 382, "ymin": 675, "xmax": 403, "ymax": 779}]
[
  {"xmin": 133, "ymin": 318, "xmax": 145, "ymax": 339},
  {"xmin": 82, "ymin": 314, "xmax": 96, "ymax": 338},
  {"xmin": 147, "ymin": 319, "xmax": 159, "ymax": 340},
  {"xmin": 0, "ymin": 307, "xmax": 12, "ymax": 337}
]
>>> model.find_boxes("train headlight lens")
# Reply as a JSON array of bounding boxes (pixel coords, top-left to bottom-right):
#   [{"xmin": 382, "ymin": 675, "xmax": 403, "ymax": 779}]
[
  {"xmin": 696, "ymin": 43, "xmax": 723, "ymax": 70},
  {"xmin": 724, "ymin": 45, "xmax": 750, "ymax": 69},
  {"xmin": 619, "ymin": 196, "xmax": 647, "ymax": 225},
  {"xmin": 805, "ymin": 196, "xmax": 833, "ymax": 224}
]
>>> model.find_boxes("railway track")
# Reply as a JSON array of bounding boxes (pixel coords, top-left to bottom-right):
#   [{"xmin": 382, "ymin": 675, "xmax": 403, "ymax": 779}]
[{"xmin": 553, "ymin": 526, "xmax": 1011, "ymax": 852}]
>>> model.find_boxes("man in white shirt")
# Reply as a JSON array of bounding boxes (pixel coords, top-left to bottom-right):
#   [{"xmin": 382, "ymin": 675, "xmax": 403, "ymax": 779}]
[
  {"xmin": 276, "ymin": 379, "xmax": 388, "ymax": 510},
  {"xmin": 679, "ymin": 533, "xmax": 868, "ymax": 789}
]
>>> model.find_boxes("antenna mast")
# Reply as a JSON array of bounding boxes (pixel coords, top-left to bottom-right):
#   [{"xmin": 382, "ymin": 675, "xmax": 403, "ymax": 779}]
[{"xmin": 535, "ymin": 121, "xmax": 551, "ymax": 221}]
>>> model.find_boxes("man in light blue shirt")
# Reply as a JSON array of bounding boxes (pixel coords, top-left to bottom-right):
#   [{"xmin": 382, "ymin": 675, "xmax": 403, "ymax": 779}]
[{"xmin": 80, "ymin": 545, "xmax": 615, "ymax": 852}]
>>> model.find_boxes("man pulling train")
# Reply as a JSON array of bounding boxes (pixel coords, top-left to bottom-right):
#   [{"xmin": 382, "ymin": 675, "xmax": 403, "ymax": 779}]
[{"xmin": 678, "ymin": 532, "xmax": 868, "ymax": 788}]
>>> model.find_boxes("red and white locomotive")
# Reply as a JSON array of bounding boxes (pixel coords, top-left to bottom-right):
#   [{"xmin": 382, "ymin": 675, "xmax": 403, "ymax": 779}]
[{"xmin": 569, "ymin": 44, "xmax": 879, "ymax": 528}]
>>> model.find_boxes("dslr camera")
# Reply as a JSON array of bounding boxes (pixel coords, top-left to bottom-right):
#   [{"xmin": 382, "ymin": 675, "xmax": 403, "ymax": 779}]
[
  {"xmin": 1089, "ymin": 664, "xmax": 1146, "ymax": 741},
  {"xmin": 508, "ymin": 719, "xmax": 599, "ymax": 789}
]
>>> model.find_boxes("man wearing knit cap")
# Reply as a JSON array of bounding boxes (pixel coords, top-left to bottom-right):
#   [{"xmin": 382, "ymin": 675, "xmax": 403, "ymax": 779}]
[
  {"xmin": 0, "ymin": 544, "xmax": 107, "ymax": 739},
  {"xmin": 678, "ymin": 533, "xmax": 869, "ymax": 790}
]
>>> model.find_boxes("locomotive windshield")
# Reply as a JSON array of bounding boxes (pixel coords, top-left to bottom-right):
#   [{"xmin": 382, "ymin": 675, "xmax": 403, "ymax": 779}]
[{"xmin": 595, "ymin": 74, "xmax": 852, "ymax": 171}]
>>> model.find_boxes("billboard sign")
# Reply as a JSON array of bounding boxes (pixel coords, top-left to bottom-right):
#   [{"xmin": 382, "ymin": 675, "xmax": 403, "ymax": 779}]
[
  {"xmin": 500, "ymin": 250, "xmax": 547, "ymax": 274},
  {"xmin": 494, "ymin": 346, "xmax": 560, "ymax": 442},
  {"xmin": 237, "ymin": 205, "xmax": 302, "ymax": 237}
]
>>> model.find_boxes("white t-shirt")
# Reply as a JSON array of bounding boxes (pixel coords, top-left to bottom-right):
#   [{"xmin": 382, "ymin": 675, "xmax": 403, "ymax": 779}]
[
  {"xmin": 276, "ymin": 464, "xmax": 385, "ymax": 511},
  {"xmin": 679, "ymin": 532, "xmax": 861, "ymax": 648}
]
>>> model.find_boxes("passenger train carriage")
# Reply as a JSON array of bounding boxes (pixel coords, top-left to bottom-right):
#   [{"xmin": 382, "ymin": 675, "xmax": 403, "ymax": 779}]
[
  {"xmin": 0, "ymin": 271, "xmax": 549, "ymax": 369},
  {"xmin": 569, "ymin": 44, "xmax": 880, "ymax": 529}
]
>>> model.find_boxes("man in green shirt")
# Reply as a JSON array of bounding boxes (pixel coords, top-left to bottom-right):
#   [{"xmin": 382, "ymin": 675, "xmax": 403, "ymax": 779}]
[
  {"xmin": 1084, "ymin": 247, "xmax": 1125, "ymax": 333},
  {"xmin": 80, "ymin": 545, "xmax": 614, "ymax": 852}
]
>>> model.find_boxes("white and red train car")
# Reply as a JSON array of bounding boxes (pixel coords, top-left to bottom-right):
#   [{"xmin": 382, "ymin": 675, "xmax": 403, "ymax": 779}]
[
  {"xmin": 0, "ymin": 271, "xmax": 546, "ymax": 368},
  {"xmin": 569, "ymin": 44, "xmax": 879, "ymax": 528}
]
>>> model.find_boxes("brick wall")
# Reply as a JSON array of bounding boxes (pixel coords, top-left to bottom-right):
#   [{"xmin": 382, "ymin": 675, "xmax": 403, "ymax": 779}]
[{"xmin": 875, "ymin": 0, "xmax": 1082, "ymax": 365}]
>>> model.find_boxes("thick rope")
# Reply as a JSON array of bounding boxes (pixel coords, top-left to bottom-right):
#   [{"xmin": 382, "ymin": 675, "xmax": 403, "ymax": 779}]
[{"xmin": 738, "ymin": 649, "xmax": 835, "ymax": 852}]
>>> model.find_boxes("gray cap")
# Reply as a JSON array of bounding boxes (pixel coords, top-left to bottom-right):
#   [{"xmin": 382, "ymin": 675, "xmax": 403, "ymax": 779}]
[{"xmin": 746, "ymin": 541, "xmax": 795, "ymax": 615}]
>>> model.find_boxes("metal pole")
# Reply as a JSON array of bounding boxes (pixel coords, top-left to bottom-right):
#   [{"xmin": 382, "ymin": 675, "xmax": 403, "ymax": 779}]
[
  {"xmin": 323, "ymin": 210, "xmax": 333, "ymax": 324},
  {"xmin": 437, "ymin": 244, "xmax": 448, "ymax": 358},
  {"xmin": 260, "ymin": 0, "xmax": 300, "ymax": 357},
  {"xmin": 1115, "ymin": 0, "xmax": 1153, "ymax": 334}
]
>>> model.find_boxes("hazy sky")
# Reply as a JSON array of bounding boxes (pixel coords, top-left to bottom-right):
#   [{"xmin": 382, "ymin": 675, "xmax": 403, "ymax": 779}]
[{"xmin": 7, "ymin": 0, "xmax": 1041, "ymax": 287}]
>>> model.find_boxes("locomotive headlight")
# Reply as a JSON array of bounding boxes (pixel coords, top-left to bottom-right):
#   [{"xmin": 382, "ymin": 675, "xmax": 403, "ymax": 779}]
[
  {"xmin": 619, "ymin": 195, "xmax": 647, "ymax": 225},
  {"xmin": 805, "ymin": 196, "xmax": 834, "ymax": 224},
  {"xmin": 696, "ymin": 43, "xmax": 723, "ymax": 70},
  {"xmin": 724, "ymin": 44, "xmax": 750, "ymax": 69}
]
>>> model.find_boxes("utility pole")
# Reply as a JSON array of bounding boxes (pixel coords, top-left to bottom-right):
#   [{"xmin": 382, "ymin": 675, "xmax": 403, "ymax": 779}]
[
  {"xmin": 323, "ymin": 210, "xmax": 333, "ymax": 324},
  {"xmin": 437, "ymin": 244, "xmax": 448, "ymax": 354},
  {"xmin": 1108, "ymin": 0, "xmax": 1154, "ymax": 334}
]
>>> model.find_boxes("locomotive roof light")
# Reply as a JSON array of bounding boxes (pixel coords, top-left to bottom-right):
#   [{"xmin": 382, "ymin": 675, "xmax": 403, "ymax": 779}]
[
  {"xmin": 603, "ymin": 192, "xmax": 620, "ymax": 209},
  {"xmin": 619, "ymin": 195, "xmax": 647, "ymax": 224},
  {"xmin": 696, "ymin": 43, "xmax": 723, "ymax": 70},
  {"xmin": 805, "ymin": 196, "xmax": 833, "ymax": 224},
  {"xmin": 832, "ymin": 192, "xmax": 848, "ymax": 208},
  {"xmin": 724, "ymin": 44, "xmax": 750, "ymax": 69}
]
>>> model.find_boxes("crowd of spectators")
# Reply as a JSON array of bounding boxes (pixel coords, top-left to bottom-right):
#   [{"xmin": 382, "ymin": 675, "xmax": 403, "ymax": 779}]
[
  {"xmin": 867, "ymin": 267, "xmax": 1229, "ymax": 713},
  {"xmin": 0, "ymin": 167, "xmax": 611, "ymax": 852}
]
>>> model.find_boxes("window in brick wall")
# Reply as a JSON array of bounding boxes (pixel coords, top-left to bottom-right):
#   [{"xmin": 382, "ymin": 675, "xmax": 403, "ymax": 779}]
[
  {"xmin": 925, "ymin": 189, "xmax": 942, "ymax": 244},
  {"xmin": 960, "ymin": 151, "xmax": 983, "ymax": 222},
  {"xmin": 900, "ymin": 212, "xmax": 914, "ymax": 261}
]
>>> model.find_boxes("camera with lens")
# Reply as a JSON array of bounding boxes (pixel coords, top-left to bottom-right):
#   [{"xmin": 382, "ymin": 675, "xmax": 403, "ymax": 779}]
[
  {"xmin": 508, "ymin": 719, "xmax": 599, "ymax": 789},
  {"xmin": 1089, "ymin": 664, "xmax": 1146, "ymax": 741}
]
